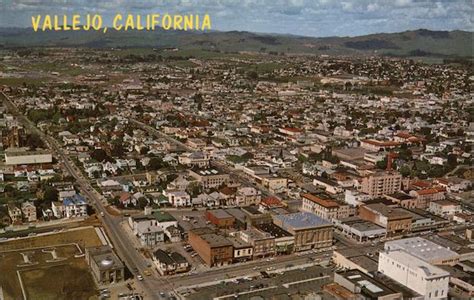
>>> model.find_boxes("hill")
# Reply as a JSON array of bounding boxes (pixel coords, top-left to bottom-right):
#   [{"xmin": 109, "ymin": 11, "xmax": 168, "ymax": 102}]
[{"xmin": 0, "ymin": 28, "xmax": 472, "ymax": 58}]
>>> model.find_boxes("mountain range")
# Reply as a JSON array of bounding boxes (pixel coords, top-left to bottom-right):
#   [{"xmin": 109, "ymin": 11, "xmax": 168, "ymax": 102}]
[{"xmin": 0, "ymin": 28, "xmax": 472, "ymax": 58}]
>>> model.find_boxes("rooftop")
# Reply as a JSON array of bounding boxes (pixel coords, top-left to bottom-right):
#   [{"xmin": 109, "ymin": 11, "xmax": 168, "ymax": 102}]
[
  {"xmin": 385, "ymin": 237, "xmax": 460, "ymax": 263},
  {"xmin": 382, "ymin": 249, "xmax": 450, "ymax": 279},
  {"xmin": 274, "ymin": 212, "xmax": 332, "ymax": 229}
]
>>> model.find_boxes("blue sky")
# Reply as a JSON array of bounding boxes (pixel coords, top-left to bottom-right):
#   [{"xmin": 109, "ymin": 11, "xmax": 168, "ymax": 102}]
[{"xmin": 0, "ymin": 0, "xmax": 472, "ymax": 36}]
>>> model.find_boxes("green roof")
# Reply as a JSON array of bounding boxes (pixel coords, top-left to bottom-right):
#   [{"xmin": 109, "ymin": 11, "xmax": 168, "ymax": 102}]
[{"xmin": 152, "ymin": 211, "xmax": 176, "ymax": 222}]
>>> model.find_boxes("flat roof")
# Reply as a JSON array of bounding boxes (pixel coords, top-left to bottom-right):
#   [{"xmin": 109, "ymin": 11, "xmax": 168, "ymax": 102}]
[
  {"xmin": 336, "ymin": 269, "xmax": 399, "ymax": 297},
  {"xmin": 274, "ymin": 212, "xmax": 332, "ymax": 229},
  {"xmin": 200, "ymin": 233, "xmax": 233, "ymax": 248},
  {"xmin": 382, "ymin": 249, "xmax": 450, "ymax": 279},
  {"xmin": 254, "ymin": 223, "xmax": 291, "ymax": 238},
  {"xmin": 385, "ymin": 237, "xmax": 460, "ymax": 263},
  {"xmin": 208, "ymin": 209, "xmax": 234, "ymax": 219}
]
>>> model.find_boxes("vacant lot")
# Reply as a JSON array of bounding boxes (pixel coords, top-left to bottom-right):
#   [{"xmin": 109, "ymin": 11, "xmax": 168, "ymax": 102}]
[{"xmin": 0, "ymin": 227, "xmax": 103, "ymax": 300}]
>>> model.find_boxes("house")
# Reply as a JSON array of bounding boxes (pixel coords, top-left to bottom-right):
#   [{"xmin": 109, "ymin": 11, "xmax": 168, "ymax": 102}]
[
  {"xmin": 135, "ymin": 220, "xmax": 165, "ymax": 247},
  {"xmin": 164, "ymin": 190, "xmax": 191, "ymax": 207},
  {"xmin": 21, "ymin": 201, "xmax": 37, "ymax": 222},
  {"xmin": 235, "ymin": 187, "xmax": 261, "ymax": 206},
  {"xmin": 7, "ymin": 203, "xmax": 22, "ymax": 224},
  {"xmin": 63, "ymin": 194, "xmax": 88, "ymax": 218}
]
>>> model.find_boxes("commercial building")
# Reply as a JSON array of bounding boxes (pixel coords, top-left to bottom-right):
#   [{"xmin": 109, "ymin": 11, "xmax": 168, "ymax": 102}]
[
  {"xmin": 254, "ymin": 223, "xmax": 294, "ymax": 254},
  {"xmin": 378, "ymin": 249, "xmax": 450, "ymax": 299},
  {"xmin": 188, "ymin": 227, "xmax": 233, "ymax": 267},
  {"xmin": 359, "ymin": 203, "xmax": 412, "ymax": 237},
  {"xmin": 429, "ymin": 200, "xmax": 462, "ymax": 218},
  {"xmin": 205, "ymin": 209, "xmax": 235, "ymax": 229},
  {"xmin": 334, "ymin": 217, "xmax": 386, "ymax": 242},
  {"xmin": 301, "ymin": 193, "xmax": 355, "ymax": 221},
  {"xmin": 228, "ymin": 236, "xmax": 253, "ymax": 262},
  {"xmin": 153, "ymin": 249, "xmax": 189, "ymax": 275},
  {"xmin": 272, "ymin": 212, "xmax": 333, "ymax": 251},
  {"xmin": 360, "ymin": 171, "xmax": 402, "ymax": 198},
  {"xmin": 384, "ymin": 237, "xmax": 460, "ymax": 266},
  {"xmin": 239, "ymin": 228, "xmax": 275, "ymax": 257},
  {"xmin": 4, "ymin": 147, "xmax": 53, "ymax": 165},
  {"xmin": 85, "ymin": 245, "xmax": 125, "ymax": 285},
  {"xmin": 334, "ymin": 269, "xmax": 403, "ymax": 299},
  {"xmin": 189, "ymin": 168, "xmax": 230, "ymax": 189}
]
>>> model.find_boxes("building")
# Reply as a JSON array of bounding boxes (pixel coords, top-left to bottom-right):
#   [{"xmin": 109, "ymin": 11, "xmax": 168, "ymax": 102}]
[
  {"xmin": 254, "ymin": 223, "xmax": 294, "ymax": 254},
  {"xmin": 235, "ymin": 187, "xmax": 261, "ymax": 206},
  {"xmin": 178, "ymin": 151, "xmax": 210, "ymax": 168},
  {"xmin": 205, "ymin": 209, "xmax": 235, "ymax": 229},
  {"xmin": 378, "ymin": 249, "xmax": 450, "ymax": 299},
  {"xmin": 272, "ymin": 212, "xmax": 333, "ymax": 251},
  {"xmin": 63, "ymin": 194, "xmax": 88, "ymax": 218},
  {"xmin": 334, "ymin": 217, "xmax": 386, "ymax": 243},
  {"xmin": 153, "ymin": 249, "xmax": 189, "ymax": 275},
  {"xmin": 359, "ymin": 203, "xmax": 412, "ymax": 237},
  {"xmin": 301, "ymin": 193, "xmax": 355, "ymax": 221},
  {"xmin": 360, "ymin": 171, "xmax": 402, "ymax": 198},
  {"xmin": 135, "ymin": 220, "xmax": 164, "ymax": 247},
  {"xmin": 189, "ymin": 168, "xmax": 230, "ymax": 189},
  {"xmin": 409, "ymin": 188, "xmax": 446, "ymax": 209},
  {"xmin": 333, "ymin": 248, "xmax": 379, "ymax": 276},
  {"xmin": 384, "ymin": 192, "xmax": 419, "ymax": 209},
  {"xmin": 334, "ymin": 269, "xmax": 403, "ymax": 299},
  {"xmin": 188, "ymin": 227, "xmax": 233, "ymax": 267},
  {"xmin": 4, "ymin": 147, "xmax": 53, "ymax": 165},
  {"xmin": 164, "ymin": 190, "xmax": 191, "ymax": 207},
  {"xmin": 239, "ymin": 228, "xmax": 275, "ymax": 258},
  {"xmin": 7, "ymin": 203, "xmax": 22, "ymax": 224},
  {"xmin": 228, "ymin": 236, "xmax": 253, "ymax": 262},
  {"xmin": 429, "ymin": 200, "xmax": 462, "ymax": 218},
  {"xmin": 21, "ymin": 201, "xmax": 37, "ymax": 222},
  {"xmin": 128, "ymin": 211, "xmax": 178, "ymax": 242},
  {"xmin": 384, "ymin": 237, "xmax": 460, "ymax": 266},
  {"xmin": 85, "ymin": 245, "xmax": 125, "ymax": 285}
]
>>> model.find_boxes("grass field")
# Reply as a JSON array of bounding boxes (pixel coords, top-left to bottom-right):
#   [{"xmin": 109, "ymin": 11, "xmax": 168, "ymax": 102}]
[{"xmin": 0, "ymin": 227, "xmax": 103, "ymax": 300}]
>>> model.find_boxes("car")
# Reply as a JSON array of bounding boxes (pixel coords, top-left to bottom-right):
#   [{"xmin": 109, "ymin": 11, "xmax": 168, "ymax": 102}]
[
  {"xmin": 137, "ymin": 275, "xmax": 144, "ymax": 281},
  {"xmin": 266, "ymin": 267, "xmax": 274, "ymax": 271},
  {"xmin": 100, "ymin": 212, "xmax": 105, "ymax": 217}
]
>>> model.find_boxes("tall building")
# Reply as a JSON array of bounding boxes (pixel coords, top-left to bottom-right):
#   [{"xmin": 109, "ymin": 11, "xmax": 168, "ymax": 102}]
[{"xmin": 360, "ymin": 171, "xmax": 402, "ymax": 197}]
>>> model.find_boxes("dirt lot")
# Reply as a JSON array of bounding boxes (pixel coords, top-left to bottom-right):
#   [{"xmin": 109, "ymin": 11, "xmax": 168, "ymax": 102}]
[{"xmin": 0, "ymin": 226, "xmax": 103, "ymax": 300}]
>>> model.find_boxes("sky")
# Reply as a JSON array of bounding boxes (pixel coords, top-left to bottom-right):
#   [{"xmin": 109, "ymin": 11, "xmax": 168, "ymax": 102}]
[{"xmin": 0, "ymin": 0, "xmax": 472, "ymax": 37}]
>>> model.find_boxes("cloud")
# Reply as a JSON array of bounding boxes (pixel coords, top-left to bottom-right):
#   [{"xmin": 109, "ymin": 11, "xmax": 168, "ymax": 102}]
[{"xmin": 0, "ymin": 0, "xmax": 472, "ymax": 36}]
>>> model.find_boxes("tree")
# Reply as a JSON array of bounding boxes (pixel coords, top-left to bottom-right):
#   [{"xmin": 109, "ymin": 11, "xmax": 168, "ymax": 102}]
[
  {"xmin": 137, "ymin": 197, "xmax": 149, "ymax": 209},
  {"xmin": 43, "ymin": 187, "xmax": 59, "ymax": 203},
  {"xmin": 91, "ymin": 149, "xmax": 109, "ymax": 162},
  {"xmin": 400, "ymin": 165, "xmax": 411, "ymax": 177},
  {"xmin": 26, "ymin": 133, "xmax": 44, "ymax": 150},
  {"xmin": 148, "ymin": 157, "xmax": 163, "ymax": 170}
]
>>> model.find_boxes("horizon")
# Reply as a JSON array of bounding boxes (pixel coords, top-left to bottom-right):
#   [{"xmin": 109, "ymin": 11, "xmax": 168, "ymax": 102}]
[{"xmin": 0, "ymin": 0, "xmax": 472, "ymax": 37}]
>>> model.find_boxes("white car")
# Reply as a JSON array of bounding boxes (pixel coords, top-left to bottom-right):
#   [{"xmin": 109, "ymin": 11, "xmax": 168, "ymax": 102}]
[{"xmin": 137, "ymin": 275, "xmax": 143, "ymax": 281}]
